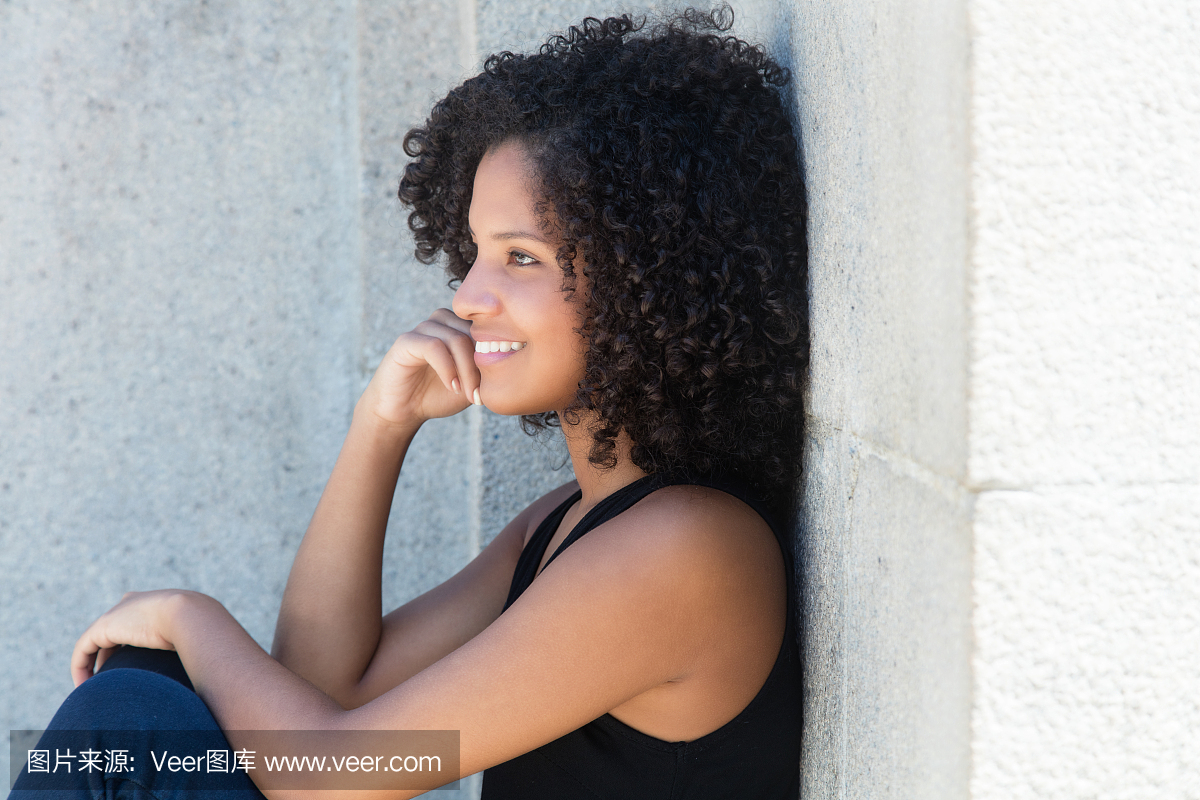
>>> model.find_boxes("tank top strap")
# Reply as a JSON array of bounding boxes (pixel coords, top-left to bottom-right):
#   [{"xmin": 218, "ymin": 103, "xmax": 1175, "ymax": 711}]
[{"xmin": 502, "ymin": 489, "xmax": 578, "ymax": 612}]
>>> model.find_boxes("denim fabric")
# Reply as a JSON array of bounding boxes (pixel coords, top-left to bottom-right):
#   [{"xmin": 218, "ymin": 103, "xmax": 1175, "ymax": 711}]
[
  {"xmin": 8, "ymin": 649, "xmax": 266, "ymax": 800},
  {"xmin": 95, "ymin": 647, "xmax": 194, "ymax": 692}
]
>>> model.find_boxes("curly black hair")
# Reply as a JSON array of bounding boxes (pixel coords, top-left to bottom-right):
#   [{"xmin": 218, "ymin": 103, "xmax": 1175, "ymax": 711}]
[{"xmin": 399, "ymin": 6, "xmax": 808, "ymax": 502}]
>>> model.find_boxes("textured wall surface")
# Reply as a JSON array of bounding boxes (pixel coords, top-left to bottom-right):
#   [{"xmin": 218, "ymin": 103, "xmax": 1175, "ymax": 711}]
[
  {"xmin": 356, "ymin": 0, "xmax": 481, "ymax": 615},
  {"xmin": 0, "ymin": 1, "xmax": 964, "ymax": 797},
  {"xmin": 782, "ymin": 2, "xmax": 974, "ymax": 798},
  {"xmin": 0, "ymin": 0, "xmax": 363, "ymax": 786},
  {"xmin": 2, "ymin": 2, "xmax": 471, "ymax": 795},
  {"xmin": 6, "ymin": 0, "xmax": 1191, "ymax": 798},
  {"xmin": 969, "ymin": 2, "xmax": 1200, "ymax": 797}
]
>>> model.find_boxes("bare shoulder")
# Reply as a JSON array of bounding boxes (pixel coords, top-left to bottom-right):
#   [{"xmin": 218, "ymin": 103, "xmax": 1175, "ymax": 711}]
[
  {"xmin": 606, "ymin": 484, "xmax": 780, "ymax": 570},
  {"xmin": 545, "ymin": 483, "xmax": 785, "ymax": 617}
]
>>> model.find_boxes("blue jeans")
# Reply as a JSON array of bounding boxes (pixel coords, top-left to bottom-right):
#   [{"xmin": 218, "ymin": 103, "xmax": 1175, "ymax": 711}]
[{"xmin": 8, "ymin": 648, "xmax": 266, "ymax": 799}]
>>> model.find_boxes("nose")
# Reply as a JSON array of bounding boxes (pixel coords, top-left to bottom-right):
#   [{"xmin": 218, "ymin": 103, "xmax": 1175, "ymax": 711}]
[{"xmin": 451, "ymin": 259, "xmax": 502, "ymax": 321}]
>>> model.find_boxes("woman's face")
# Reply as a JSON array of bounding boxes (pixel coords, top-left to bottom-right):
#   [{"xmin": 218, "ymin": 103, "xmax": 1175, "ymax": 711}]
[{"xmin": 452, "ymin": 140, "xmax": 587, "ymax": 417}]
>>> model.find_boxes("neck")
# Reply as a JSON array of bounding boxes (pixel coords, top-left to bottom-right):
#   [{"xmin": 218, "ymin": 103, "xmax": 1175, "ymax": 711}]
[{"xmin": 560, "ymin": 412, "xmax": 647, "ymax": 509}]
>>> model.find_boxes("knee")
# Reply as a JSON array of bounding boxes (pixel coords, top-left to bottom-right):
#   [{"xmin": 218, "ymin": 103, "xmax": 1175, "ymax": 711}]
[{"xmin": 49, "ymin": 669, "xmax": 219, "ymax": 732}]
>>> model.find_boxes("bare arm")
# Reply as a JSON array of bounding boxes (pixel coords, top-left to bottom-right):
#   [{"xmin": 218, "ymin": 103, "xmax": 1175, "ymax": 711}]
[
  {"xmin": 269, "ymin": 308, "xmax": 485, "ymax": 705},
  {"xmin": 274, "ymin": 398, "xmax": 583, "ymax": 710},
  {"xmin": 344, "ymin": 480, "xmax": 579, "ymax": 707},
  {"xmin": 268, "ymin": 407, "xmax": 414, "ymax": 705},
  {"xmin": 71, "ymin": 488, "xmax": 775, "ymax": 800}
]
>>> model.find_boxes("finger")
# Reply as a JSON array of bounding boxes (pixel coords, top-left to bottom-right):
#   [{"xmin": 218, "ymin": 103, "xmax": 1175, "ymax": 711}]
[
  {"xmin": 444, "ymin": 324, "xmax": 483, "ymax": 402},
  {"xmin": 71, "ymin": 624, "xmax": 119, "ymax": 687},
  {"xmin": 428, "ymin": 307, "xmax": 472, "ymax": 335},
  {"xmin": 412, "ymin": 316, "xmax": 475, "ymax": 349},
  {"xmin": 409, "ymin": 321, "xmax": 481, "ymax": 397},
  {"xmin": 400, "ymin": 333, "xmax": 465, "ymax": 395},
  {"xmin": 71, "ymin": 633, "xmax": 100, "ymax": 687},
  {"xmin": 94, "ymin": 644, "xmax": 122, "ymax": 673},
  {"xmin": 72, "ymin": 652, "xmax": 96, "ymax": 688},
  {"xmin": 416, "ymin": 320, "xmax": 483, "ymax": 401}
]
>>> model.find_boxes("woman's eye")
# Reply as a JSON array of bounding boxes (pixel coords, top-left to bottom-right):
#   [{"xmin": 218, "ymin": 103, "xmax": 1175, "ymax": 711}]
[{"xmin": 511, "ymin": 251, "xmax": 537, "ymax": 266}]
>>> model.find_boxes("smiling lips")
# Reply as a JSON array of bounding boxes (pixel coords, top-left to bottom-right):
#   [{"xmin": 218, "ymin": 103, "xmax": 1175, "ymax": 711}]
[{"xmin": 474, "ymin": 340, "xmax": 526, "ymax": 353}]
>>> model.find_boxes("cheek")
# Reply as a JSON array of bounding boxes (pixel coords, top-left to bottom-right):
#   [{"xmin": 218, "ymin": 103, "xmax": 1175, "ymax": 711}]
[{"xmin": 553, "ymin": 310, "xmax": 588, "ymax": 373}]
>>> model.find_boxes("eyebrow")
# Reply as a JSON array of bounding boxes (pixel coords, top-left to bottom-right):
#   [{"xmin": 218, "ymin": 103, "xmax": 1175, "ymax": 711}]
[{"xmin": 468, "ymin": 226, "xmax": 550, "ymax": 244}]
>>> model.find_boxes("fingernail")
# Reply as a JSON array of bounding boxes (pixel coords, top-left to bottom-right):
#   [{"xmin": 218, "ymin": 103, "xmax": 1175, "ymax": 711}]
[
  {"xmin": 452, "ymin": 378, "xmax": 461, "ymax": 394},
  {"xmin": 473, "ymin": 388, "xmax": 481, "ymax": 406}
]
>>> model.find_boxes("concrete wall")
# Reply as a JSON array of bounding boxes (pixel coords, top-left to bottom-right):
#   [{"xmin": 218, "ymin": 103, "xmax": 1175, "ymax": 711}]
[
  {"xmin": 1, "ymin": 2, "xmax": 488, "ymax": 794},
  {"xmin": 2, "ymin": 1, "xmax": 1194, "ymax": 798},
  {"xmin": 968, "ymin": 2, "xmax": 1200, "ymax": 797},
  {"xmin": 0, "ymin": 0, "xmax": 368, "ymax": 786},
  {"xmin": 783, "ymin": 2, "xmax": 974, "ymax": 798}
]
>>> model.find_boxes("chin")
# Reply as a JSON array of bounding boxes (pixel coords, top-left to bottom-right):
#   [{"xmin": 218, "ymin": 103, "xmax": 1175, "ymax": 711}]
[
  {"xmin": 477, "ymin": 373, "xmax": 578, "ymax": 418},
  {"xmin": 479, "ymin": 398, "xmax": 554, "ymax": 417},
  {"xmin": 477, "ymin": 387, "xmax": 568, "ymax": 418}
]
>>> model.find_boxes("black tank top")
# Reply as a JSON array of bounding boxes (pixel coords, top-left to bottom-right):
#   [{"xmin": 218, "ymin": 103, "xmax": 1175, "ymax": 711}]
[{"xmin": 481, "ymin": 472, "xmax": 801, "ymax": 800}]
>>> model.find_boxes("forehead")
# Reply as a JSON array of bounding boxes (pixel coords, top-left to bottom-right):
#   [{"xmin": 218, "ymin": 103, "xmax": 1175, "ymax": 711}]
[{"xmin": 469, "ymin": 141, "xmax": 541, "ymax": 230}]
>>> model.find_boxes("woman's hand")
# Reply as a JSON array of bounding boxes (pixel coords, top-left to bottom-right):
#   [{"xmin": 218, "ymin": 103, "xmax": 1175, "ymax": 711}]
[
  {"xmin": 70, "ymin": 589, "xmax": 208, "ymax": 687},
  {"xmin": 357, "ymin": 308, "xmax": 480, "ymax": 430}
]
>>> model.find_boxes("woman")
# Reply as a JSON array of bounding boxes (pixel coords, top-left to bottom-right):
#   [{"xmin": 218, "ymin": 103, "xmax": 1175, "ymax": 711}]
[{"xmin": 11, "ymin": 8, "xmax": 807, "ymax": 799}]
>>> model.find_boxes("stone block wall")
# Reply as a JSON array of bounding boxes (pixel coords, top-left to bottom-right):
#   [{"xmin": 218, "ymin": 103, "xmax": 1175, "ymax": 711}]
[
  {"xmin": 2, "ymin": 1, "xmax": 1194, "ymax": 797},
  {"xmin": 968, "ymin": 2, "xmax": 1200, "ymax": 796}
]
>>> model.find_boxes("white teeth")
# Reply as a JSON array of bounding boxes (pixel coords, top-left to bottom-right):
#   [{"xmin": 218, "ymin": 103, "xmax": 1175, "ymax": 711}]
[{"xmin": 474, "ymin": 340, "xmax": 526, "ymax": 353}]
